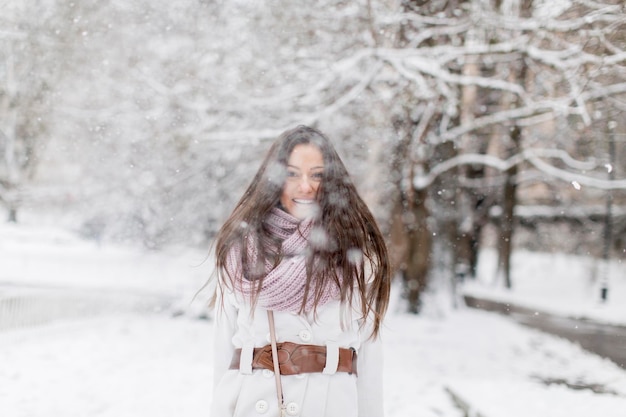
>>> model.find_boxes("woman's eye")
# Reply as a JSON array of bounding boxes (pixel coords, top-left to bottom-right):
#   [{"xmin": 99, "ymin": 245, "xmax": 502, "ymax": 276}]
[
  {"xmin": 287, "ymin": 171, "xmax": 299, "ymax": 178},
  {"xmin": 311, "ymin": 172, "xmax": 324, "ymax": 181}
]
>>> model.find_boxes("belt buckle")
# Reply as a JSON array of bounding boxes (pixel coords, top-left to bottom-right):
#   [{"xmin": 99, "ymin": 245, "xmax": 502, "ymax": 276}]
[
  {"xmin": 277, "ymin": 342, "xmax": 298, "ymax": 375},
  {"xmin": 254, "ymin": 342, "xmax": 298, "ymax": 375}
]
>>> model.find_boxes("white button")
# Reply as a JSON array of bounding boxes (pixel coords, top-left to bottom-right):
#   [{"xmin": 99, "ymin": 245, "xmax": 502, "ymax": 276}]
[
  {"xmin": 286, "ymin": 402, "xmax": 299, "ymax": 416},
  {"xmin": 298, "ymin": 330, "xmax": 312, "ymax": 342},
  {"xmin": 266, "ymin": 332, "xmax": 272, "ymax": 343},
  {"xmin": 255, "ymin": 400, "xmax": 269, "ymax": 414},
  {"xmin": 262, "ymin": 369, "xmax": 274, "ymax": 378}
]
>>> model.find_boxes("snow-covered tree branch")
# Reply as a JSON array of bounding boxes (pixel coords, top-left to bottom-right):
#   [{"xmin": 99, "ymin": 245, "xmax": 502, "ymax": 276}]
[{"xmin": 413, "ymin": 149, "xmax": 626, "ymax": 190}]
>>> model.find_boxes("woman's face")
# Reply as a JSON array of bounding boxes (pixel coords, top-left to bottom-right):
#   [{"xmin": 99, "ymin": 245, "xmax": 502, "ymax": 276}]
[{"xmin": 280, "ymin": 144, "xmax": 324, "ymax": 219}]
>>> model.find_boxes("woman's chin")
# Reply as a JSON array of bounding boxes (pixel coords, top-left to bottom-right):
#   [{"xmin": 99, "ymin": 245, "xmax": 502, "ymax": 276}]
[{"xmin": 292, "ymin": 203, "xmax": 319, "ymax": 220}]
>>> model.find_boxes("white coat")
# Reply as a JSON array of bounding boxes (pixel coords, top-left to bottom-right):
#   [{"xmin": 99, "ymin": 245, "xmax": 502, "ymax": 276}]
[{"xmin": 210, "ymin": 289, "xmax": 384, "ymax": 417}]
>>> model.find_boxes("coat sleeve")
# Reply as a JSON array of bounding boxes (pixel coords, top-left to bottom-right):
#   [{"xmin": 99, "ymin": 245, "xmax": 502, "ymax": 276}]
[
  {"xmin": 212, "ymin": 289, "xmax": 239, "ymax": 390},
  {"xmin": 356, "ymin": 327, "xmax": 384, "ymax": 417}
]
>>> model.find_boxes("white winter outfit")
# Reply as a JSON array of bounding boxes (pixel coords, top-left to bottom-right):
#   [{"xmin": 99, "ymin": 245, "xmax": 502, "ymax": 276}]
[{"xmin": 210, "ymin": 289, "xmax": 384, "ymax": 417}]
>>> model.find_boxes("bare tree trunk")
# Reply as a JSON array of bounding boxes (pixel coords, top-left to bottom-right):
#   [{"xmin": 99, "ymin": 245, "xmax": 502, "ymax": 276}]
[
  {"xmin": 600, "ymin": 115, "xmax": 617, "ymax": 302},
  {"xmin": 389, "ymin": 100, "xmax": 436, "ymax": 313},
  {"xmin": 456, "ymin": 20, "xmax": 480, "ymax": 280},
  {"xmin": 1, "ymin": 45, "xmax": 21, "ymax": 223},
  {"xmin": 455, "ymin": 164, "xmax": 490, "ymax": 280},
  {"xmin": 404, "ymin": 185, "xmax": 432, "ymax": 313},
  {"xmin": 494, "ymin": 0, "xmax": 533, "ymax": 289},
  {"xmin": 430, "ymin": 140, "xmax": 460, "ymax": 306},
  {"xmin": 497, "ymin": 126, "xmax": 520, "ymax": 289},
  {"xmin": 8, "ymin": 207, "xmax": 17, "ymax": 223},
  {"xmin": 389, "ymin": 189, "xmax": 432, "ymax": 315},
  {"xmin": 389, "ymin": 132, "xmax": 433, "ymax": 314}
]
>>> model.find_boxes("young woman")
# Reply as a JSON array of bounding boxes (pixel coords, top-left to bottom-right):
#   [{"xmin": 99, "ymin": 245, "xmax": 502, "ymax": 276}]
[{"xmin": 210, "ymin": 125, "xmax": 391, "ymax": 417}]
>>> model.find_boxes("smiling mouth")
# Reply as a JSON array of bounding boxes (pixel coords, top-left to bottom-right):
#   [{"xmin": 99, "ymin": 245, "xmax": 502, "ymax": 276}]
[{"xmin": 293, "ymin": 199, "xmax": 315, "ymax": 204}]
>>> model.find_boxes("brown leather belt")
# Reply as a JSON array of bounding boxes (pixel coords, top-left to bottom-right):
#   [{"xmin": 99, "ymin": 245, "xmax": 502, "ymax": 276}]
[{"xmin": 229, "ymin": 341, "xmax": 357, "ymax": 376}]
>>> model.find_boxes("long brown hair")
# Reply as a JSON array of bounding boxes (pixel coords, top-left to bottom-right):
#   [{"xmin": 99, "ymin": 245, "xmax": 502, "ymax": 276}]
[{"xmin": 214, "ymin": 125, "xmax": 390, "ymax": 338}]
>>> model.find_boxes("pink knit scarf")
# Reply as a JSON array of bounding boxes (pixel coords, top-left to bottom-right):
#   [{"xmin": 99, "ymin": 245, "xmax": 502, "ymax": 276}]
[{"xmin": 225, "ymin": 208, "xmax": 340, "ymax": 313}]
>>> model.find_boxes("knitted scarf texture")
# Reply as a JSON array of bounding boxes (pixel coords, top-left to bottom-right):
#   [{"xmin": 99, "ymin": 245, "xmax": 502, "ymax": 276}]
[{"xmin": 225, "ymin": 207, "xmax": 340, "ymax": 313}]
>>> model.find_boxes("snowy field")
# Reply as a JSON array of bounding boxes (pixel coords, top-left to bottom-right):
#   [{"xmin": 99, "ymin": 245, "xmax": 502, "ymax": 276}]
[
  {"xmin": 465, "ymin": 248, "xmax": 626, "ymax": 326},
  {"xmin": 1, "ymin": 222, "xmax": 626, "ymax": 417}
]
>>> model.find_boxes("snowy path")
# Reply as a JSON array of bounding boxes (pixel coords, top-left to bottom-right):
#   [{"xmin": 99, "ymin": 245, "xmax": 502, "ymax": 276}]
[
  {"xmin": 384, "ymin": 310, "xmax": 626, "ymax": 417},
  {"xmin": 2, "ymin": 309, "xmax": 626, "ymax": 417}
]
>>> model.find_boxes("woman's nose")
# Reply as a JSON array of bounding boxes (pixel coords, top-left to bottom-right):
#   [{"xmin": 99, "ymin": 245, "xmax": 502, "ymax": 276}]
[{"xmin": 299, "ymin": 177, "xmax": 314, "ymax": 193}]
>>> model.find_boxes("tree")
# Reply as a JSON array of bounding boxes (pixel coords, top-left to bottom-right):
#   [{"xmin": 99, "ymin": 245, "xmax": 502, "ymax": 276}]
[
  {"xmin": 374, "ymin": 0, "xmax": 626, "ymax": 310},
  {"xmin": 7, "ymin": 0, "xmax": 624, "ymax": 312},
  {"xmin": 0, "ymin": 2, "xmax": 61, "ymax": 222}
]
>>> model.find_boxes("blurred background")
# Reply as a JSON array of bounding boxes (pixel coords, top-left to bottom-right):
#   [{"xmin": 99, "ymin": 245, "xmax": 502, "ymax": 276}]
[
  {"xmin": 1, "ymin": 0, "xmax": 624, "ymax": 313},
  {"xmin": 2, "ymin": 2, "xmax": 626, "ymax": 416}
]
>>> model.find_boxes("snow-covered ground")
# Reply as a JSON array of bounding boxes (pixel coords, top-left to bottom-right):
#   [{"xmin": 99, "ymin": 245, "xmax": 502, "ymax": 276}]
[
  {"xmin": 464, "ymin": 248, "xmax": 626, "ymax": 326},
  {"xmin": 1, "ymin": 222, "xmax": 625, "ymax": 417}
]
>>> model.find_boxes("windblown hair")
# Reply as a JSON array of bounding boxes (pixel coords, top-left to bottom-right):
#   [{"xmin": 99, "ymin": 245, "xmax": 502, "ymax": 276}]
[{"xmin": 214, "ymin": 125, "xmax": 391, "ymax": 338}]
